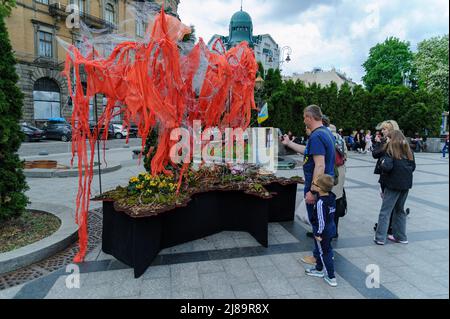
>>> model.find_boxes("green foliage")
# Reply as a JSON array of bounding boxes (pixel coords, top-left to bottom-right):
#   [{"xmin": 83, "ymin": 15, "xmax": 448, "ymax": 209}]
[
  {"xmin": 257, "ymin": 62, "xmax": 265, "ymax": 79},
  {"xmin": 262, "ymin": 68, "xmax": 283, "ymax": 101},
  {"xmin": 363, "ymin": 37, "xmax": 416, "ymax": 91},
  {"xmin": 0, "ymin": 14, "xmax": 29, "ymax": 221},
  {"xmin": 413, "ymin": 34, "xmax": 449, "ymax": 111},
  {"xmin": 253, "ymin": 73, "xmax": 444, "ymax": 138},
  {"xmin": 0, "ymin": 0, "xmax": 16, "ymax": 17}
]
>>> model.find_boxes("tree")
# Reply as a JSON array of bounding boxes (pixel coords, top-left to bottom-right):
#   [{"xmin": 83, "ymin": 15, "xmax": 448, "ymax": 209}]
[
  {"xmin": 413, "ymin": 34, "xmax": 449, "ymax": 111},
  {"xmin": 0, "ymin": 1, "xmax": 29, "ymax": 221},
  {"xmin": 257, "ymin": 61, "xmax": 265, "ymax": 79},
  {"xmin": 262, "ymin": 68, "xmax": 283, "ymax": 100},
  {"xmin": 0, "ymin": 0, "xmax": 15, "ymax": 17},
  {"xmin": 363, "ymin": 37, "xmax": 416, "ymax": 91}
]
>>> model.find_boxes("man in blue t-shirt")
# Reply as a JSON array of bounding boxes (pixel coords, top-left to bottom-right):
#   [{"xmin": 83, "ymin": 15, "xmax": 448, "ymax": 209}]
[{"xmin": 282, "ymin": 105, "xmax": 336, "ymax": 265}]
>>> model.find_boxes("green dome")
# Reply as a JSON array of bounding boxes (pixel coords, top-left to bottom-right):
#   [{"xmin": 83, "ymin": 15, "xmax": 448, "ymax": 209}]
[
  {"xmin": 230, "ymin": 10, "xmax": 252, "ymax": 23},
  {"xmin": 228, "ymin": 10, "xmax": 254, "ymax": 49}
]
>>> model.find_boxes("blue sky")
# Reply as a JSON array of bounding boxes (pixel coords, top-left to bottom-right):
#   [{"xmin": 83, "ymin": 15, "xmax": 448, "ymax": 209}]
[{"xmin": 178, "ymin": 0, "xmax": 449, "ymax": 84}]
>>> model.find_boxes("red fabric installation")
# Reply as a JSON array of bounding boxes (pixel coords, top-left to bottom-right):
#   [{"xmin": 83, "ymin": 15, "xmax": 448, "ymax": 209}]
[{"xmin": 62, "ymin": 9, "xmax": 258, "ymax": 263}]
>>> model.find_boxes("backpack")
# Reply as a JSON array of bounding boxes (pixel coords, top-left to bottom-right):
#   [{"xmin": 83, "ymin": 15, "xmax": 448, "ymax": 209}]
[
  {"xmin": 334, "ymin": 135, "xmax": 346, "ymax": 167},
  {"xmin": 316, "ymin": 128, "xmax": 346, "ymax": 185}
]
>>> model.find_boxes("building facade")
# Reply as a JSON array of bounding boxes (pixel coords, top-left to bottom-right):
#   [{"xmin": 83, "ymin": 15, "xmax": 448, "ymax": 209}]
[
  {"xmin": 207, "ymin": 9, "xmax": 280, "ymax": 76},
  {"xmin": 5, "ymin": 0, "xmax": 179, "ymax": 126},
  {"xmin": 283, "ymin": 68, "xmax": 357, "ymax": 89}
]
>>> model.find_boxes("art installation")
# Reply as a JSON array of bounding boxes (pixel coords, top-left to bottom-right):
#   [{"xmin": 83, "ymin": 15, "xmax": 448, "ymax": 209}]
[{"xmin": 60, "ymin": 6, "xmax": 301, "ymax": 268}]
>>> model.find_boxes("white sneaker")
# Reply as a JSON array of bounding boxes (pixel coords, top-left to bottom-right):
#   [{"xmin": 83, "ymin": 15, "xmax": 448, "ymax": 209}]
[
  {"xmin": 324, "ymin": 276, "xmax": 338, "ymax": 287},
  {"xmin": 305, "ymin": 268, "xmax": 324, "ymax": 278},
  {"xmin": 387, "ymin": 235, "xmax": 408, "ymax": 244}
]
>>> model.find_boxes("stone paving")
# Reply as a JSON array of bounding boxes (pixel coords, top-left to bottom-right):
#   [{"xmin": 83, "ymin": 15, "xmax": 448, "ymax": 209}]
[{"xmin": 0, "ymin": 149, "xmax": 448, "ymax": 299}]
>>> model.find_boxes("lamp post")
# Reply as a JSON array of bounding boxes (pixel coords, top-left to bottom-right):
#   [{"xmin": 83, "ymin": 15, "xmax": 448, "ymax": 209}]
[{"xmin": 268, "ymin": 46, "xmax": 292, "ymax": 70}]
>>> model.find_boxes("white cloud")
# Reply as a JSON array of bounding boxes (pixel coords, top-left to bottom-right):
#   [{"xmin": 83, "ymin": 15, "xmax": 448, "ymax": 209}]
[{"xmin": 178, "ymin": 0, "xmax": 449, "ymax": 84}]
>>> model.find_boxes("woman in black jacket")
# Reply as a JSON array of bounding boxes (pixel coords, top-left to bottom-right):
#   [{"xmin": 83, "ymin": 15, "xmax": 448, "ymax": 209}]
[
  {"xmin": 374, "ymin": 130, "xmax": 415, "ymax": 245},
  {"xmin": 372, "ymin": 120, "xmax": 400, "ymax": 235}
]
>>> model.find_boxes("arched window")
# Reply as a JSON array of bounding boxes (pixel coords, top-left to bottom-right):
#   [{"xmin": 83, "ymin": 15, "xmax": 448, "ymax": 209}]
[
  {"xmin": 105, "ymin": 3, "xmax": 115, "ymax": 24},
  {"xmin": 33, "ymin": 78, "xmax": 61, "ymax": 120}
]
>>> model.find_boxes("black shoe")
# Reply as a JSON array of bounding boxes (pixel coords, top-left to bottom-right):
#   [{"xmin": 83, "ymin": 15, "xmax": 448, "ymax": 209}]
[{"xmin": 306, "ymin": 232, "xmax": 314, "ymax": 238}]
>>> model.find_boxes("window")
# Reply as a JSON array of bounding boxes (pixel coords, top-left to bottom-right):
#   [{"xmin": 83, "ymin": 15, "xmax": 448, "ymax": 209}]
[
  {"xmin": 36, "ymin": 0, "xmax": 49, "ymax": 4},
  {"xmin": 33, "ymin": 78, "xmax": 61, "ymax": 120},
  {"xmin": 136, "ymin": 21, "xmax": 147, "ymax": 38},
  {"xmin": 76, "ymin": 0, "xmax": 86, "ymax": 14},
  {"xmin": 38, "ymin": 31, "xmax": 53, "ymax": 58},
  {"xmin": 105, "ymin": 3, "xmax": 115, "ymax": 24}
]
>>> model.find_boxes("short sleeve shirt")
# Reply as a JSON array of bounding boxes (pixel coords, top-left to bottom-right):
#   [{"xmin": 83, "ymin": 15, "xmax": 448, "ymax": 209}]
[{"xmin": 303, "ymin": 127, "xmax": 336, "ymax": 194}]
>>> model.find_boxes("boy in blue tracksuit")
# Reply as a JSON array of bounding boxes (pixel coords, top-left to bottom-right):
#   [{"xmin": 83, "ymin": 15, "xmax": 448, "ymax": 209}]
[{"xmin": 305, "ymin": 174, "xmax": 338, "ymax": 287}]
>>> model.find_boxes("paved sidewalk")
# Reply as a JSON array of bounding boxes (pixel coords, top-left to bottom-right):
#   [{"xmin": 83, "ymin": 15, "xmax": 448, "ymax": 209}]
[{"xmin": 1, "ymin": 151, "xmax": 448, "ymax": 299}]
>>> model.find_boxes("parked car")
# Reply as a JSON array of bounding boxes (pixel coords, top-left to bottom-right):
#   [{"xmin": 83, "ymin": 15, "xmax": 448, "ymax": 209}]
[
  {"xmin": 112, "ymin": 124, "xmax": 128, "ymax": 139},
  {"xmin": 43, "ymin": 123, "xmax": 72, "ymax": 142},
  {"xmin": 128, "ymin": 123, "xmax": 139, "ymax": 138},
  {"xmin": 88, "ymin": 122, "xmax": 115, "ymax": 140},
  {"xmin": 21, "ymin": 124, "xmax": 45, "ymax": 142}
]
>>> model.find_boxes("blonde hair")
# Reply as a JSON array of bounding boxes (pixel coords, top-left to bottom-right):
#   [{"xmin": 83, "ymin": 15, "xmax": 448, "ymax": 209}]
[
  {"xmin": 385, "ymin": 130, "xmax": 414, "ymax": 161},
  {"xmin": 381, "ymin": 120, "xmax": 400, "ymax": 132}
]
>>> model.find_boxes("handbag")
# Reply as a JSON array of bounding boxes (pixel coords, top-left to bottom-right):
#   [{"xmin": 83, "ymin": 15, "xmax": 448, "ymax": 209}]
[{"xmin": 336, "ymin": 188, "xmax": 347, "ymax": 217}]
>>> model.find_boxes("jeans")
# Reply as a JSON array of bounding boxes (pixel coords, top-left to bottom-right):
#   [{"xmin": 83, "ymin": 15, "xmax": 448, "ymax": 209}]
[
  {"xmin": 375, "ymin": 188, "xmax": 409, "ymax": 243},
  {"xmin": 443, "ymin": 143, "xmax": 449, "ymax": 158},
  {"xmin": 306, "ymin": 202, "xmax": 319, "ymax": 258}
]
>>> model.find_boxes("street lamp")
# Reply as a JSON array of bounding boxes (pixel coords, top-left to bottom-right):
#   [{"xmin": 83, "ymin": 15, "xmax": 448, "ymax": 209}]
[{"xmin": 268, "ymin": 46, "xmax": 292, "ymax": 69}]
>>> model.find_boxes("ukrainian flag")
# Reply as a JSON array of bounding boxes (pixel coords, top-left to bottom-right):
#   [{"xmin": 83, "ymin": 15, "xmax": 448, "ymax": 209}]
[{"xmin": 257, "ymin": 102, "xmax": 269, "ymax": 124}]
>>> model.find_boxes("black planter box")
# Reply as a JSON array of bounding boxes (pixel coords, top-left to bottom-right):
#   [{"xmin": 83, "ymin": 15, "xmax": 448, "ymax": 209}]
[
  {"xmin": 101, "ymin": 182, "xmax": 297, "ymax": 278},
  {"xmin": 102, "ymin": 191, "xmax": 270, "ymax": 278},
  {"xmin": 265, "ymin": 183, "xmax": 298, "ymax": 222}
]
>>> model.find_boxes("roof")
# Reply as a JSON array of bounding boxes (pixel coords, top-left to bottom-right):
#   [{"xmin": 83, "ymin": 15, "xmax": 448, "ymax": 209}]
[{"xmin": 230, "ymin": 10, "xmax": 252, "ymax": 23}]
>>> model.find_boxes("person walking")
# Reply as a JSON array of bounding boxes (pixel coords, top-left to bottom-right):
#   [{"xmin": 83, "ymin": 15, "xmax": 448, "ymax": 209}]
[
  {"xmin": 282, "ymin": 105, "xmax": 335, "ymax": 265},
  {"xmin": 442, "ymin": 133, "xmax": 449, "ymax": 158},
  {"xmin": 374, "ymin": 130, "xmax": 415, "ymax": 245}
]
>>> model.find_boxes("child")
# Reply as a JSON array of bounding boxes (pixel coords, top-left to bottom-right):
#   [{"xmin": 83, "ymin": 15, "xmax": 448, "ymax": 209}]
[
  {"xmin": 305, "ymin": 174, "xmax": 337, "ymax": 287},
  {"xmin": 364, "ymin": 130, "xmax": 373, "ymax": 153},
  {"xmin": 374, "ymin": 130, "xmax": 415, "ymax": 245}
]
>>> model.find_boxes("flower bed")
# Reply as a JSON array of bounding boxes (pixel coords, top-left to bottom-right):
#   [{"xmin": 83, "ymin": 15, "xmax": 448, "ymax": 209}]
[
  {"xmin": 94, "ymin": 166, "xmax": 303, "ymax": 278},
  {"xmin": 93, "ymin": 165, "xmax": 303, "ymax": 218}
]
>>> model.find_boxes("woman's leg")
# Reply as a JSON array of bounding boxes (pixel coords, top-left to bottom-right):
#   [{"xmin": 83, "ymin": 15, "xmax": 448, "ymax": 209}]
[
  {"xmin": 391, "ymin": 190, "xmax": 409, "ymax": 242},
  {"xmin": 375, "ymin": 188, "xmax": 400, "ymax": 243},
  {"xmin": 334, "ymin": 214, "xmax": 339, "ymax": 238}
]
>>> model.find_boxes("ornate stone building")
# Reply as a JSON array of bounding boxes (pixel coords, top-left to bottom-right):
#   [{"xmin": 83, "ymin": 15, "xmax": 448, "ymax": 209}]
[
  {"xmin": 207, "ymin": 8, "xmax": 280, "ymax": 75},
  {"xmin": 5, "ymin": 0, "xmax": 179, "ymax": 126}
]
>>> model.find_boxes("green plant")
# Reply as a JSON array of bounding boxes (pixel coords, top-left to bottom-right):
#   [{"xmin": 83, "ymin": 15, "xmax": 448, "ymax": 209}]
[{"xmin": 0, "ymin": 5, "xmax": 29, "ymax": 222}]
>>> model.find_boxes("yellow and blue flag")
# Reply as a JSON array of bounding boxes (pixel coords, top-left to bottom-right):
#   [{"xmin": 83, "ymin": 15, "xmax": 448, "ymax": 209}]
[{"xmin": 257, "ymin": 102, "xmax": 269, "ymax": 124}]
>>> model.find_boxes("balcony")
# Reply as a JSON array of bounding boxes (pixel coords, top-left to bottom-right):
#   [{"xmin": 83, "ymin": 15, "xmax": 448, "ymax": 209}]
[
  {"xmin": 14, "ymin": 51, "xmax": 65, "ymax": 69},
  {"xmin": 48, "ymin": 3, "xmax": 116, "ymax": 30}
]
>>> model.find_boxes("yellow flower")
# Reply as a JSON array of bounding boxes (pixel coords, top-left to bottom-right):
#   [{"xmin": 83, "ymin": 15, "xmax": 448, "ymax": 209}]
[{"xmin": 129, "ymin": 177, "xmax": 139, "ymax": 183}]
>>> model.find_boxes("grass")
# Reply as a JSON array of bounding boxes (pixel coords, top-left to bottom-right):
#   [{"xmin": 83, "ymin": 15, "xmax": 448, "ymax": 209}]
[{"xmin": 0, "ymin": 210, "xmax": 61, "ymax": 253}]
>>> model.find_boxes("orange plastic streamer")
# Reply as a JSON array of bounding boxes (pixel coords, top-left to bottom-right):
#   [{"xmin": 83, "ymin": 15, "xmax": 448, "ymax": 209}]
[{"xmin": 63, "ymin": 9, "xmax": 258, "ymax": 263}]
